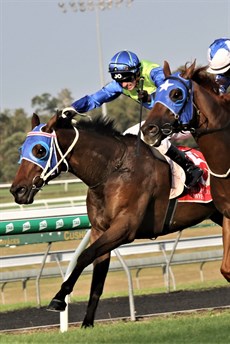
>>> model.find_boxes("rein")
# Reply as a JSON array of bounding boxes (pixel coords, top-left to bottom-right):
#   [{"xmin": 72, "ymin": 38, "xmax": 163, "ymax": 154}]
[
  {"xmin": 207, "ymin": 165, "xmax": 230, "ymax": 178},
  {"xmin": 40, "ymin": 127, "xmax": 79, "ymax": 182},
  {"xmin": 192, "ymin": 115, "xmax": 230, "ymax": 137}
]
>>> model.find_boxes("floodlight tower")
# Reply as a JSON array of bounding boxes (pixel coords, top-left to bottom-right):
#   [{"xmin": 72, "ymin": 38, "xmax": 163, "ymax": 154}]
[{"xmin": 58, "ymin": 0, "xmax": 134, "ymax": 117}]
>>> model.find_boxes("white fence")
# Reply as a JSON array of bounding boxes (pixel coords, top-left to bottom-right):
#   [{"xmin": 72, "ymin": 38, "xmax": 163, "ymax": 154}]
[
  {"xmin": 1, "ymin": 233, "xmax": 223, "ymax": 309},
  {"xmin": 0, "ymin": 178, "xmax": 82, "ymax": 191},
  {"xmin": 1, "ymin": 179, "xmax": 86, "ymax": 211}
]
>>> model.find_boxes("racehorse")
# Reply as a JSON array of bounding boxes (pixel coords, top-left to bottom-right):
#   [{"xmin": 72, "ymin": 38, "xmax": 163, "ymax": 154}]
[
  {"xmin": 10, "ymin": 111, "xmax": 223, "ymax": 328},
  {"xmin": 141, "ymin": 60, "xmax": 230, "ymax": 282}
]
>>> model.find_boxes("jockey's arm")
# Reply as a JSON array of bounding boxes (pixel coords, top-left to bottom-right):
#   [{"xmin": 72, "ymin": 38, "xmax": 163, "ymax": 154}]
[
  {"xmin": 149, "ymin": 66, "xmax": 165, "ymax": 88},
  {"xmin": 71, "ymin": 81, "xmax": 122, "ymax": 113},
  {"xmin": 144, "ymin": 66, "xmax": 166, "ymax": 109},
  {"xmin": 215, "ymin": 75, "xmax": 230, "ymax": 94}
]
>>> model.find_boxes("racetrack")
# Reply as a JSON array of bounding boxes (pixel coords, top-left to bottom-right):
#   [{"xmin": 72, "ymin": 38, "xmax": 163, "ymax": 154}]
[{"xmin": 0, "ymin": 286, "xmax": 229, "ymax": 332}]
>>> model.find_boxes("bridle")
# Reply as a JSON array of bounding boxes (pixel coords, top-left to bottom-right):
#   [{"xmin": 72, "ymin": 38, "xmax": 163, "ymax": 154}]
[
  {"xmin": 156, "ymin": 75, "xmax": 199, "ymax": 137},
  {"xmin": 20, "ymin": 125, "xmax": 79, "ymax": 191},
  {"xmin": 155, "ymin": 75, "xmax": 230, "ymax": 178},
  {"xmin": 157, "ymin": 75, "xmax": 230, "ymax": 138}
]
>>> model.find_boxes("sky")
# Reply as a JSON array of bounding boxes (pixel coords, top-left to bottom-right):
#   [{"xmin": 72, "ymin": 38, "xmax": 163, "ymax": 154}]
[{"xmin": 1, "ymin": 0, "xmax": 230, "ymax": 114}]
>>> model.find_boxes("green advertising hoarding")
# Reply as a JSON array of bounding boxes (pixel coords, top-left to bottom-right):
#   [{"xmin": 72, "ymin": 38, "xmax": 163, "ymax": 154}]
[
  {"xmin": 0, "ymin": 214, "xmax": 91, "ymax": 236},
  {"xmin": 0, "ymin": 229, "xmax": 89, "ymax": 247}
]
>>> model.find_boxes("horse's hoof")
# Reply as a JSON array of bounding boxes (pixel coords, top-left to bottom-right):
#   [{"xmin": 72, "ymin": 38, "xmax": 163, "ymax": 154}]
[
  {"xmin": 46, "ymin": 298, "xmax": 67, "ymax": 312},
  {"xmin": 81, "ymin": 322, "xmax": 94, "ymax": 329}
]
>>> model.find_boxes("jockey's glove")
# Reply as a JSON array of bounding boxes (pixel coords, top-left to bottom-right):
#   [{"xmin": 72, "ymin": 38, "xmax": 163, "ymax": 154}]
[
  {"xmin": 61, "ymin": 107, "xmax": 79, "ymax": 119},
  {"xmin": 137, "ymin": 90, "xmax": 150, "ymax": 103}
]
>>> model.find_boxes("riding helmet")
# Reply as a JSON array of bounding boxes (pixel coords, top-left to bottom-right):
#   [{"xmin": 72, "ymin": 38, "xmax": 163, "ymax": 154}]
[
  {"xmin": 207, "ymin": 38, "xmax": 230, "ymax": 74},
  {"xmin": 108, "ymin": 50, "xmax": 141, "ymax": 82}
]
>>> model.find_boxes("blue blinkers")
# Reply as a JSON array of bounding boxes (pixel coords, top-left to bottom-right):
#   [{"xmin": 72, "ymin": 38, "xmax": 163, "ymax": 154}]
[
  {"xmin": 155, "ymin": 72, "xmax": 193, "ymax": 124},
  {"xmin": 18, "ymin": 124, "xmax": 58, "ymax": 175}
]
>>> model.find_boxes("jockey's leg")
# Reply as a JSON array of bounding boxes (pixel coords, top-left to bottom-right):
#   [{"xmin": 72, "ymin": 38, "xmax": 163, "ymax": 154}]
[
  {"xmin": 124, "ymin": 124, "xmax": 202, "ymax": 188},
  {"xmin": 164, "ymin": 141, "xmax": 203, "ymax": 188}
]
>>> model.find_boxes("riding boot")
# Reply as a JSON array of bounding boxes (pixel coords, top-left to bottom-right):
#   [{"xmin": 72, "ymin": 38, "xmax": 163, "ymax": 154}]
[{"xmin": 165, "ymin": 144, "xmax": 203, "ymax": 188}]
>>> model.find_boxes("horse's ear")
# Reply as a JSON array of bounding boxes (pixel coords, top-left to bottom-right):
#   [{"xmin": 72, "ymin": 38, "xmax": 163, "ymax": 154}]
[
  {"xmin": 163, "ymin": 61, "xmax": 171, "ymax": 77},
  {"xmin": 32, "ymin": 113, "xmax": 40, "ymax": 129},
  {"xmin": 44, "ymin": 113, "xmax": 59, "ymax": 133},
  {"xmin": 184, "ymin": 59, "xmax": 196, "ymax": 79}
]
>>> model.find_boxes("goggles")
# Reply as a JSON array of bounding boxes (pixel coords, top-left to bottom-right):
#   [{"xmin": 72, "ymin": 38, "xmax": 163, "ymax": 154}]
[{"xmin": 111, "ymin": 71, "xmax": 136, "ymax": 83}]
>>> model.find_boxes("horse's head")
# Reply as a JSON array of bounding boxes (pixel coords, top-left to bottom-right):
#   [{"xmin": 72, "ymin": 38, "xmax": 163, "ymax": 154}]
[
  {"xmin": 141, "ymin": 60, "xmax": 196, "ymax": 146},
  {"xmin": 10, "ymin": 112, "xmax": 65, "ymax": 204}
]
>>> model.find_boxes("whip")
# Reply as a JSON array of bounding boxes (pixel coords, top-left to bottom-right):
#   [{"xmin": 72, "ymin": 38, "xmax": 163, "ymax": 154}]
[{"xmin": 136, "ymin": 77, "xmax": 145, "ymax": 155}]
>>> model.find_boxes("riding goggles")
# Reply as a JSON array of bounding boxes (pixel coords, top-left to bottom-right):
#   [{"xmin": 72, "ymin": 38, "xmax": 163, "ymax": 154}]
[{"xmin": 111, "ymin": 71, "xmax": 136, "ymax": 83}]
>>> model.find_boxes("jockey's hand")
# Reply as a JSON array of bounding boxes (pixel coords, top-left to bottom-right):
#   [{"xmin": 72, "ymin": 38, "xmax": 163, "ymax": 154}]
[
  {"xmin": 137, "ymin": 90, "xmax": 150, "ymax": 103},
  {"xmin": 61, "ymin": 107, "xmax": 79, "ymax": 119}
]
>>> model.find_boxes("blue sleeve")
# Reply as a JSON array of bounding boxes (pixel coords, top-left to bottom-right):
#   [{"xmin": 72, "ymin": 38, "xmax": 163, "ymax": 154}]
[
  {"xmin": 149, "ymin": 66, "xmax": 165, "ymax": 88},
  {"xmin": 215, "ymin": 75, "xmax": 230, "ymax": 94},
  {"xmin": 71, "ymin": 81, "xmax": 123, "ymax": 113}
]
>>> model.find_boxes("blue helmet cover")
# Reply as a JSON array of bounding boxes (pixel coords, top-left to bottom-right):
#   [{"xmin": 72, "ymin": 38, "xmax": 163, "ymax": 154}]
[
  {"xmin": 209, "ymin": 38, "xmax": 230, "ymax": 59},
  {"xmin": 155, "ymin": 72, "xmax": 193, "ymax": 124},
  {"xmin": 109, "ymin": 50, "xmax": 140, "ymax": 73}
]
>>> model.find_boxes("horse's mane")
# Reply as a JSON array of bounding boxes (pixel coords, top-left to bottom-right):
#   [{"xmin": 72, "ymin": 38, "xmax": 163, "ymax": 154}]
[
  {"xmin": 190, "ymin": 66, "xmax": 220, "ymax": 95},
  {"xmin": 76, "ymin": 115, "xmax": 122, "ymax": 137}
]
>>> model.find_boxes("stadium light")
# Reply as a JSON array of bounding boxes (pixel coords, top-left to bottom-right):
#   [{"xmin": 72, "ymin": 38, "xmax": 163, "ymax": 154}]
[{"xmin": 58, "ymin": 1, "xmax": 134, "ymax": 117}]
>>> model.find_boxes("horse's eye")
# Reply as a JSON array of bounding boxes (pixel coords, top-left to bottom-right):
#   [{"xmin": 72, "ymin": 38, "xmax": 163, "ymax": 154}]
[
  {"xmin": 169, "ymin": 88, "xmax": 184, "ymax": 103},
  {"xmin": 32, "ymin": 144, "xmax": 48, "ymax": 159}
]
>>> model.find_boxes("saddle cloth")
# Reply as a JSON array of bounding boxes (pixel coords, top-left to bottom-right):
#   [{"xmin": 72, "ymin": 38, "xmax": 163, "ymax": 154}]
[{"xmin": 168, "ymin": 147, "xmax": 212, "ymax": 203}]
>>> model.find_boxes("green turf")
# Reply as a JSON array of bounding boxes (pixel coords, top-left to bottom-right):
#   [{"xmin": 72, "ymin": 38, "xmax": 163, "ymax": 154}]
[{"xmin": 0, "ymin": 310, "xmax": 229, "ymax": 343}]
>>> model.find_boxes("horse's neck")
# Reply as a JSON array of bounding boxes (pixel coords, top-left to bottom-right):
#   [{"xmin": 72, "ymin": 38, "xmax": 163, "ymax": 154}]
[
  {"xmin": 194, "ymin": 82, "xmax": 230, "ymax": 129},
  {"xmin": 68, "ymin": 131, "xmax": 124, "ymax": 188},
  {"xmin": 193, "ymin": 83, "xmax": 230, "ymax": 172}
]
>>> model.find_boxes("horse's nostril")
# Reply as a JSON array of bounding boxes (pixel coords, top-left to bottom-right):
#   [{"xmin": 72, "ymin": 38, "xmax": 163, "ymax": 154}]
[
  {"xmin": 18, "ymin": 186, "xmax": 27, "ymax": 196},
  {"xmin": 10, "ymin": 185, "xmax": 27, "ymax": 197}
]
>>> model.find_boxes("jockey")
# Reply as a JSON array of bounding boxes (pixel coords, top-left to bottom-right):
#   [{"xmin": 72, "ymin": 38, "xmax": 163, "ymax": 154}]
[
  {"xmin": 207, "ymin": 38, "xmax": 230, "ymax": 94},
  {"xmin": 62, "ymin": 50, "xmax": 203, "ymax": 188}
]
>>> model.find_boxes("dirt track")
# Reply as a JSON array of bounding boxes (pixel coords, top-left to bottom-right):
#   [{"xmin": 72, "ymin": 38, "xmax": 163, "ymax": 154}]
[{"xmin": 0, "ymin": 286, "xmax": 229, "ymax": 331}]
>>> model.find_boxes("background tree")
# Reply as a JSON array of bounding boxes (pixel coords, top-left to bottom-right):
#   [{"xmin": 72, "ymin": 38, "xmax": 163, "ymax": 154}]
[
  {"xmin": 0, "ymin": 109, "xmax": 30, "ymax": 182},
  {"xmin": 31, "ymin": 93, "xmax": 59, "ymax": 117},
  {"xmin": 57, "ymin": 88, "xmax": 74, "ymax": 108}
]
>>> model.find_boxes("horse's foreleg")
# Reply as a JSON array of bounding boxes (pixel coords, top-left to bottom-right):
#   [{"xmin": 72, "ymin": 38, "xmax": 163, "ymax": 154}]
[
  {"xmin": 81, "ymin": 253, "xmax": 111, "ymax": 328},
  {"xmin": 47, "ymin": 228, "xmax": 104, "ymax": 312},
  {"xmin": 220, "ymin": 216, "xmax": 230, "ymax": 282},
  {"xmin": 47, "ymin": 209, "xmax": 143, "ymax": 312}
]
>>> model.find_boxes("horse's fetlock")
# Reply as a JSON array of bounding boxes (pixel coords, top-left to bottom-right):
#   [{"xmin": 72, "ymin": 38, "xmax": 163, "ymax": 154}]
[{"xmin": 62, "ymin": 281, "xmax": 73, "ymax": 295}]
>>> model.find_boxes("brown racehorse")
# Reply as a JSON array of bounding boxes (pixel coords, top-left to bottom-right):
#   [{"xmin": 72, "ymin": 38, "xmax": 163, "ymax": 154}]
[
  {"xmin": 141, "ymin": 60, "xmax": 230, "ymax": 282},
  {"xmin": 10, "ymin": 111, "xmax": 223, "ymax": 328}
]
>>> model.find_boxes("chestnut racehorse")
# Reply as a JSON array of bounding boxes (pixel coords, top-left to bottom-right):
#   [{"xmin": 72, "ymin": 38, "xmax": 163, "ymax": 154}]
[
  {"xmin": 10, "ymin": 111, "xmax": 223, "ymax": 327},
  {"xmin": 141, "ymin": 60, "xmax": 230, "ymax": 282}
]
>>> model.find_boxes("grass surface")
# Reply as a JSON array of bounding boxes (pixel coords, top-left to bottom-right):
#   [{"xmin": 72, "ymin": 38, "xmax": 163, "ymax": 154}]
[{"xmin": 0, "ymin": 310, "xmax": 230, "ymax": 343}]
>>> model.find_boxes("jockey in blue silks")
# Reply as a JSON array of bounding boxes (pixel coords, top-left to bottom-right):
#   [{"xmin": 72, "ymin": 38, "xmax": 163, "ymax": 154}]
[
  {"xmin": 207, "ymin": 38, "xmax": 230, "ymax": 94},
  {"xmin": 62, "ymin": 50, "xmax": 203, "ymax": 188}
]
